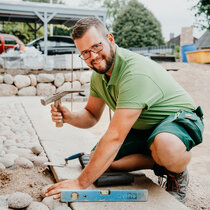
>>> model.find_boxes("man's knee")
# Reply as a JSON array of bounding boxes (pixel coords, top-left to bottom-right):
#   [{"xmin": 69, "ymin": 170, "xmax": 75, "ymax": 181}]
[{"xmin": 150, "ymin": 132, "xmax": 190, "ymax": 164}]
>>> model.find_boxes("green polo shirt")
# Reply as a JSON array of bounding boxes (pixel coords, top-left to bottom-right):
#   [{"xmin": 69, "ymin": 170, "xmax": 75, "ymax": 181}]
[{"xmin": 90, "ymin": 46, "xmax": 196, "ymax": 130}]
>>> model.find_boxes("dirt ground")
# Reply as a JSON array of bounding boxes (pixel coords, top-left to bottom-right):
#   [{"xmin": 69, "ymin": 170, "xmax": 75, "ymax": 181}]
[
  {"xmin": 0, "ymin": 62, "xmax": 210, "ymax": 209},
  {"xmin": 163, "ymin": 62, "xmax": 210, "ymax": 210}
]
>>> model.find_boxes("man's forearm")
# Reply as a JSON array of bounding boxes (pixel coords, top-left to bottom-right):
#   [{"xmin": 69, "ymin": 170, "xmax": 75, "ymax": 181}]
[
  {"xmin": 66, "ymin": 108, "xmax": 98, "ymax": 128},
  {"xmin": 77, "ymin": 134, "xmax": 123, "ymax": 188}
]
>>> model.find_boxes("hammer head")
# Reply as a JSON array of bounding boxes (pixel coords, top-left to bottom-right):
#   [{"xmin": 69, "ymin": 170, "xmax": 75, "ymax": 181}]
[{"xmin": 40, "ymin": 89, "xmax": 84, "ymax": 106}]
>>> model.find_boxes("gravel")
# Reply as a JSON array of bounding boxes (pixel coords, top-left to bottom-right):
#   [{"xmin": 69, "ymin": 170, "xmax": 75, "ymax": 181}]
[
  {"xmin": 0, "ymin": 102, "xmax": 48, "ymax": 171},
  {"xmin": 26, "ymin": 201, "xmax": 49, "ymax": 210},
  {"xmin": 7, "ymin": 192, "xmax": 32, "ymax": 209}
]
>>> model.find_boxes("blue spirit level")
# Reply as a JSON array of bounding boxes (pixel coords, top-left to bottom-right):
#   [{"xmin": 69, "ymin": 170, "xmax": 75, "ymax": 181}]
[{"xmin": 61, "ymin": 189, "xmax": 148, "ymax": 202}]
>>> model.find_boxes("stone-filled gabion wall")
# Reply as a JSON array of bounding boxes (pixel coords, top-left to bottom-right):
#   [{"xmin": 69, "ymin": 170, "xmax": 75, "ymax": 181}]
[{"xmin": 0, "ymin": 71, "xmax": 92, "ymax": 97}]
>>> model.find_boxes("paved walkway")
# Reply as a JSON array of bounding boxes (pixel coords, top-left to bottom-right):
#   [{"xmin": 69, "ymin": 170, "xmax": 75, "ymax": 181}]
[{"xmin": 1, "ymin": 96, "xmax": 188, "ymax": 210}]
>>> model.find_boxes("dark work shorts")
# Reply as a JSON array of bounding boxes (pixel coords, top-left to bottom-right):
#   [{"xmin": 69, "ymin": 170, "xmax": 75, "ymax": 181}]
[{"xmin": 114, "ymin": 107, "xmax": 204, "ymax": 160}]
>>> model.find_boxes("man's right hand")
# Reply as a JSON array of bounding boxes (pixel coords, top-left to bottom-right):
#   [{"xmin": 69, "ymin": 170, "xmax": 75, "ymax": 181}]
[{"xmin": 50, "ymin": 104, "xmax": 71, "ymax": 124}]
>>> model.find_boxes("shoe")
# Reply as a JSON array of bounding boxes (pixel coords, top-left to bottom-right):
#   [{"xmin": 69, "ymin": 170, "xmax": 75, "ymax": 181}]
[
  {"xmin": 152, "ymin": 164, "xmax": 189, "ymax": 203},
  {"xmin": 166, "ymin": 169, "xmax": 189, "ymax": 203}
]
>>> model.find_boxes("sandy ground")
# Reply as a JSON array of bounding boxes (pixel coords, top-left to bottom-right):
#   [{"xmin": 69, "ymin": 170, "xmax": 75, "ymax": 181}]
[{"xmin": 0, "ymin": 62, "xmax": 209, "ymax": 209}]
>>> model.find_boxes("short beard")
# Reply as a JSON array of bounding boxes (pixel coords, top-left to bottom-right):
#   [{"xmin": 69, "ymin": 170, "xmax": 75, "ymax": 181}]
[{"xmin": 91, "ymin": 42, "xmax": 115, "ymax": 75}]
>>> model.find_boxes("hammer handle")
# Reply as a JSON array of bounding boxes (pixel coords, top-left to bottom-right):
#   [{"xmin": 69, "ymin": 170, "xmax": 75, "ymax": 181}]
[{"xmin": 54, "ymin": 99, "xmax": 63, "ymax": 127}]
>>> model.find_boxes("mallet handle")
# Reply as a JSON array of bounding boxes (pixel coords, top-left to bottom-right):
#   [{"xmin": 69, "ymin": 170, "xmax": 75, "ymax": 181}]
[{"xmin": 54, "ymin": 99, "xmax": 63, "ymax": 127}]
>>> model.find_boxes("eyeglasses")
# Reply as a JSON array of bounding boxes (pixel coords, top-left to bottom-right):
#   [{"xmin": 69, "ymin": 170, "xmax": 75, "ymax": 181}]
[{"xmin": 79, "ymin": 42, "xmax": 103, "ymax": 60}]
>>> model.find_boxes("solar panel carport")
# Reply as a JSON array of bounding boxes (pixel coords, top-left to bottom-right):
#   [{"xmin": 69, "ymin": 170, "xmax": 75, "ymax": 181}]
[{"xmin": 0, "ymin": 1, "xmax": 106, "ymax": 55}]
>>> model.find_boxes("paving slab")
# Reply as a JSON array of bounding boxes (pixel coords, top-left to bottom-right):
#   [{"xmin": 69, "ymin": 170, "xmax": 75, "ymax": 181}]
[{"xmin": 17, "ymin": 96, "xmax": 189, "ymax": 210}]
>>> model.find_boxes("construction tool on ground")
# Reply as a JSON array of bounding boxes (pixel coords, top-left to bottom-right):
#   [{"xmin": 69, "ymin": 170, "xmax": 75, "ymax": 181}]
[
  {"xmin": 45, "ymin": 152, "xmax": 134, "ymax": 187},
  {"xmin": 40, "ymin": 89, "xmax": 84, "ymax": 127},
  {"xmin": 79, "ymin": 154, "xmax": 134, "ymax": 187},
  {"xmin": 61, "ymin": 189, "xmax": 148, "ymax": 202},
  {"xmin": 44, "ymin": 152, "xmax": 84, "ymax": 167}
]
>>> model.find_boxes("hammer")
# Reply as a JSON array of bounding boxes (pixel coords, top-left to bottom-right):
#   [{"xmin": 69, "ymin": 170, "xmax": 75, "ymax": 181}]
[{"xmin": 41, "ymin": 89, "xmax": 84, "ymax": 127}]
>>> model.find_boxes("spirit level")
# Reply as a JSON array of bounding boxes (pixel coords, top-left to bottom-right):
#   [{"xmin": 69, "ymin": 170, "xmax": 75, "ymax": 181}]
[{"xmin": 61, "ymin": 189, "xmax": 148, "ymax": 202}]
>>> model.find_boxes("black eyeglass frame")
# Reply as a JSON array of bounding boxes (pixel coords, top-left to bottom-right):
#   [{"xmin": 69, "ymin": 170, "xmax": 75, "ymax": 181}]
[{"xmin": 79, "ymin": 42, "xmax": 104, "ymax": 60}]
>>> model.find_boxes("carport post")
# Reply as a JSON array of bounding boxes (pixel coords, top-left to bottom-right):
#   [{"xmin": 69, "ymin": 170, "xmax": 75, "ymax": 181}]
[{"xmin": 34, "ymin": 11, "xmax": 56, "ymax": 56}]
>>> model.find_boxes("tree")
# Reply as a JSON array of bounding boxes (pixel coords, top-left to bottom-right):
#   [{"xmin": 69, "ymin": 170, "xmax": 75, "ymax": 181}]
[
  {"xmin": 22, "ymin": 0, "xmax": 64, "ymax": 3},
  {"xmin": 53, "ymin": 25, "xmax": 73, "ymax": 36},
  {"xmin": 1, "ymin": 22, "xmax": 43, "ymax": 44},
  {"xmin": 81, "ymin": 0, "xmax": 129, "ymax": 30},
  {"xmin": 112, "ymin": 0, "xmax": 165, "ymax": 48},
  {"xmin": 192, "ymin": 0, "xmax": 210, "ymax": 30}
]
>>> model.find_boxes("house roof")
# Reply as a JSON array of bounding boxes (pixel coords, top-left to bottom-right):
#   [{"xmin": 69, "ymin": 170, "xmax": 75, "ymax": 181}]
[
  {"xmin": 167, "ymin": 35, "xmax": 198, "ymax": 46},
  {"xmin": 196, "ymin": 30, "xmax": 210, "ymax": 49}
]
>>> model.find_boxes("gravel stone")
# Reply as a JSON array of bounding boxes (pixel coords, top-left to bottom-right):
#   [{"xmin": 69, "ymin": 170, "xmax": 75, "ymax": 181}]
[
  {"xmin": 15, "ymin": 157, "xmax": 34, "ymax": 169},
  {"xmin": 0, "ymin": 162, "xmax": 6, "ymax": 171},
  {"xmin": 14, "ymin": 75, "xmax": 31, "ymax": 89},
  {"xmin": 37, "ymin": 74, "xmax": 54, "ymax": 83},
  {"xmin": 31, "ymin": 145, "xmax": 43, "ymax": 155},
  {"xmin": 37, "ymin": 83, "xmax": 56, "ymax": 96},
  {"xmin": 4, "ymin": 139, "xmax": 16, "ymax": 147},
  {"xmin": 3, "ymin": 153, "xmax": 19, "ymax": 161},
  {"xmin": 18, "ymin": 86, "xmax": 36, "ymax": 96},
  {"xmin": 42, "ymin": 196, "xmax": 54, "ymax": 210},
  {"xmin": 54, "ymin": 73, "xmax": 64, "ymax": 87},
  {"xmin": 0, "ymin": 84, "xmax": 18, "ymax": 96},
  {"xmin": 29, "ymin": 74, "xmax": 37, "ymax": 86},
  {"xmin": 33, "ymin": 156, "xmax": 48, "ymax": 167},
  {"xmin": 7, "ymin": 192, "xmax": 32, "ymax": 209},
  {"xmin": 80, "ymin": 71, "xmax": 92, "ymax": 84},
  {"xmin": 42, "ymin": 196, "xmax": 67, "ymax": 210},
  {"xmin": 0, "ymin": 129, "xmax": 15, "ymax": 139},
  {"xmin": 8, "ymin": 148, "xmax": 33, "ymax": 156},
  {"xmin": 40, "ymin": 185, "xmax": 53, "ymax": 198},
  {"xmin": 0, "ymin": 75, "xmax": 3, "ymax": 84},
  {"xmin": 0, "ymin": 197, "xmax": 8, "ymax": 208},
  {"xmin": 26, "ymin": 201, "xmax": 49, "ymax": 210},
  {"xmin": 3, "ymin": 74, "xmax": 13, "ymax": 85},
  {"xmin": 0, "ymin": 157, "xmax": 14, "ymax": 168},
  {"xmin": 81, "ymin": 83, "xmax": 90, "ymax": 97}
]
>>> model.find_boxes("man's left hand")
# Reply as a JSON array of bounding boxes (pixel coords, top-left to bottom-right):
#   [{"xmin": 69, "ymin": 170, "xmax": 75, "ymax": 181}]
[{"xmin": 45, "ymin": 179, "xmax": 83, "ymax": 199}]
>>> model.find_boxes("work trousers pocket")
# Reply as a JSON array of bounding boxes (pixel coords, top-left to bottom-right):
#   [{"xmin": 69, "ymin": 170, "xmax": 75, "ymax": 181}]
[{"xmin": 173, "ymin": 110, "xmax": 204, "ymax": 146}]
